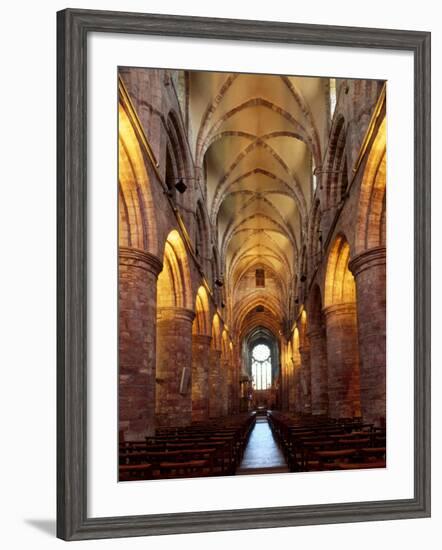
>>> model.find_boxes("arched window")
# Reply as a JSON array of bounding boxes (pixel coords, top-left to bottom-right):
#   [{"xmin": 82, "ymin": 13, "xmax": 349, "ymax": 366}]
[{"xmin": 251, "ymin": 344, "xmax": 272, "ymax": 390}]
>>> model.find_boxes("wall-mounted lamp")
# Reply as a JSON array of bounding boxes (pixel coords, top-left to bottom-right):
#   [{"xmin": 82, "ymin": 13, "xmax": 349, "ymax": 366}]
[{"xmin": 174, "ymin": 178, "xmax": 187, "ymax": 194}]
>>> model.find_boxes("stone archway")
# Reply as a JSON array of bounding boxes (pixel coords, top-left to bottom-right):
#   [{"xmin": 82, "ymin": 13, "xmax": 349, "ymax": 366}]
[
  {"xmin": 118, "ymin": 103, "xmax": 161, "ymax": 441},
  {"xmin": 191, "ymin": 286, "xmax": 212, "ymax": 421},
  {"xmin": 307, "ymin": 285, "xmax": 328, "ymax": 415},
  {"xmin": 324, "ymin": 234, "xmax": 361, "ymax": 419},
  {"xmin": 156, "ymin": 230, "xmax": 195, "ymax": 427},
  {"xmin": 350, "ymin": 115, "xmax": 387, "ymax": 425}
]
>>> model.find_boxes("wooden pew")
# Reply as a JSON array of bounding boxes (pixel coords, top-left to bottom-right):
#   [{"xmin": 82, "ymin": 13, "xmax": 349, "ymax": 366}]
[{"xmin": 119, "ymin": 412, "xmax": 256, "ymax": 480}]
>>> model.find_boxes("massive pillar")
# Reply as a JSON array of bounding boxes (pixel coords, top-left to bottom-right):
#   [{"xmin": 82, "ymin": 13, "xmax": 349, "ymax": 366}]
[
  {"xmin": 280, "ymin": 361, "xmax": 287, "ymax": 410},
  {"xmin": 324, "ymin": 303, "xmax": 361, "ymax": 419},
  {"xmin": 191, "ymin": 334, "xmax": 212, "ymax": 422},
  {"xmin": 293, "ymin": 368, "xmax": 303, "ymax": 414},
  {"xmin": 227, "ymin": 355, "xmax": 237, "ymax": 415},
  {"xmin": 282, "ymin": 343, "xmax": 291, "ymax": 411},
  {"xmin": 349, "ymin": 246, "xmax": 386, "ymax": 426},
  {"xmin": 156, "ymin": 307, "xmax": 195, "ymax": 427},
  {"xmin": 119, "ymin": 247, "xmax": 162, "ymax": 440},
  {"xmin": 299, "ymin": 343, "xmax": 312, "ymax": 414},
  {"xmin": 234, "ymin": 357, "xmax": 241, "ymax": 413},
  {"xmin": 209, "ymin": 349, "xmax": 222, "ymax": 417},
  {"xmin": 308, "ymin": 327, "xmax": 329, "ymax": 415},
  {"xmin": 220, "ymin": 358, "xmax": 229, "ymax": 416},
  {"xmin": 291, "ymin": 329, "xmax": 302, "ymax": 414},
  {"xmin": 288, "ymin": 359, "xmax": 297, "ymax": 412}
]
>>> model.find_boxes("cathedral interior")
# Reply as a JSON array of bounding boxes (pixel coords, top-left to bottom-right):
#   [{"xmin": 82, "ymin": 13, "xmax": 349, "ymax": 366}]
[{"xmin": 118, "ymin": 67, "xmax": 387, "ymax": 480}]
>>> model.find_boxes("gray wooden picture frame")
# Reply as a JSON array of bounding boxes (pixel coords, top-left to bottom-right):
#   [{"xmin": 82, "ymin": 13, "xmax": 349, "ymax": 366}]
[{"xmin": 57, "ymin": 8, "xmax": 431, "ymax": 541}]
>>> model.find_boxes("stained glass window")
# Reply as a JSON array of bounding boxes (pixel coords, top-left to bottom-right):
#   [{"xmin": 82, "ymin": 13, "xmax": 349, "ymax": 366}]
[{"xmin": 251, "ymin": 344, "xmax": 272, "ymax": 390}]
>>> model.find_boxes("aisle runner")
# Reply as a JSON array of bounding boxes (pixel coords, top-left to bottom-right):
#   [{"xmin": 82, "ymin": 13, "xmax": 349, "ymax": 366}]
[{"xmin": 236, "ymin": 418, "xmax": 289, "ymax": 475}]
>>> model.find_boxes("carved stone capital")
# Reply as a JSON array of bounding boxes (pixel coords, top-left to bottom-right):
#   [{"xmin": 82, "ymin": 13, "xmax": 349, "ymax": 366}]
[
  {"xmin": 323, "ymin": 302, "xmax": 357, "ymax": 319},
  {"xmin": 349, "ymin": 246, "xmax": 386, "ymax": 277},
  {"xmin": 299, "ymin": 344, "xmax": 311, "ymax": 356},
  {"xmin": 192, "ymin": 334, "xmax": 212, "ymax": 346},
  {"xmin": 306, "ymin": 327, "xmax": 326, "ymax": 341},
  {"xmin": 119, "ymin": 246, "xmax": 163, "ymax": 276},
  {"xmin": 157, "ymin": 306, "xmax": 196, "ymax": 323}
]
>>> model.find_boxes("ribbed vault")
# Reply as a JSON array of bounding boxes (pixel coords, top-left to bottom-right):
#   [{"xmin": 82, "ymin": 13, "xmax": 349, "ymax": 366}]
[{"xmin": 188, "ymin": 71, "xmax": 329, "ymax": 350}]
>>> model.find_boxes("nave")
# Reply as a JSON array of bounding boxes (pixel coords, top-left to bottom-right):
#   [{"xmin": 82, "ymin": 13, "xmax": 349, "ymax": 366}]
[{"xmin": 118, "ymin": 66, "xmax": 387, "ymax": 481}]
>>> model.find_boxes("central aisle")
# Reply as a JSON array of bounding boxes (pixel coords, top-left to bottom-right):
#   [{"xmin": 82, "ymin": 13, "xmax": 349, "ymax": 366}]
[{"xmin": 236, "ymin": 417, "xmax": 289, "ymax": 475}]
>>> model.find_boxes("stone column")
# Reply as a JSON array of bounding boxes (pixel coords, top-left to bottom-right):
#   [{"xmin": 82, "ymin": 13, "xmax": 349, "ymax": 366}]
[
  {"xmin": 220, "ymin": 358, "xmax": 230, "ymax": 416},
  {"xmin": 285, "ymin": 362, "xmax": 291, "ymax": 411},
  {"xmin": 288, "ymin": 360, "xmax": 297, "ymax": 412},
  {"xmin": 299, "ymin": 344, "xmax": 312, "ymax": 414},
  {"xmin": 209, "ymin": 349, "xmax": 222, "ymax": 418},
  {"xmin": 286, "ymin": 360, "xmax": 292, "ymax": 410},
  {"xmin": 349, "ymin": 246, "xmax": 386, "ymax": 426},
  {"xmin": 191, "ymin": 334, "xmax": 212, "ymax": 422},
  {"xmin": 231, "ymin": 357, "xmax": 241, "ymax": 414},
  {"xmin": 156, "ymin": 307, "xmax": 195, "ymax": 427},
  {"xmin": 293, "ymin": 368, "xmax": 303, "ymax": 414},
  {"xmin": 308, "ymin": 328, "xmax": 329, "ymax": 415},
  {"xmin": 118, "ymin": 247, "xmax": 162, "ymax": 441},
  {"xmin": 324, "ymin": 303, "xmax": 361, "ymax": 419},
  {"xmin": 280, "ymin": 363, "xmax": 286, "ymax": 410},
  {"xmin": 226, "ymin": 359, "xmax": 234, "ymax": 415}
]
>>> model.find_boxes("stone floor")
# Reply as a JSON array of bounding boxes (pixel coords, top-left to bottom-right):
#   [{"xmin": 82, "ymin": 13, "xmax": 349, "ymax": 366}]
[{"xmin": 236, "ymin": 417, "xmax": 289, "ymax": 475}]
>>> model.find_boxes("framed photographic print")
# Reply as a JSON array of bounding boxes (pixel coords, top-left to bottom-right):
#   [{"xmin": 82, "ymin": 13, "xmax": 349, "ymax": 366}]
[{"xmin": 57, "ymin": 8, "xmax": 431, "ymax": 541}]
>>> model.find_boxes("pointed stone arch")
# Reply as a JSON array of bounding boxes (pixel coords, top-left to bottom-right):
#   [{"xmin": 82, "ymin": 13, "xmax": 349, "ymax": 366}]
[
  {"xmin": 191, "ymin": 285, "xmax": 212, "ymax": 421},
  {"xmin": 324, "ymin": 234, "xmax": 356, "ymax": 307},
  {"xmin": 209, "ymin": 313, "xmax": 223, "ymax": 417},
  {"xmin": 307, "ymin": 285, "xmax": 328, "ymax": 415},
  {"xmin": 156, "ymin": 230, "xmax": 195, "ymax": 427},
  {"xmin": 323, "ymin": 234, "xmax": 361, "ymax": 419},
  {"xmin": 211, "ymin": 313, "xmax": 222, "ymax": 351},
  {"xmin": 118, "ymin": 103, "xmax": 158, "ymax": 255},
  {"xmin": 157, "ymin": 230, "xmax": 193, "ymax": 310},
  {"xmin": 221, "ymin": 329, "xmax": 229, "ymax": 358},
  {"xmin": 350, "ymin": 114, "xmax": 387, "ymax": 425},
  {"xmin": 288, "ymin": 328, "xmax": 302, "ymax": 412},
  {"xmin": 192, "ymin": 285, "xmax": 211, "ymax": 336},
  {"xmin": 355, "ymin": 116, "xmax": 387, "ymax": 255}
]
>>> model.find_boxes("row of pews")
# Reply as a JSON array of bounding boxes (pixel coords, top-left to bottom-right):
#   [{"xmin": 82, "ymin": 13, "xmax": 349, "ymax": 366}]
[
  {"xmin": 267, "ymin": 411, "xmax": 386, "ymax": 472},
  {"xmin": 119, "ymin": 413, "xmax": 256, "ymax": 481}
]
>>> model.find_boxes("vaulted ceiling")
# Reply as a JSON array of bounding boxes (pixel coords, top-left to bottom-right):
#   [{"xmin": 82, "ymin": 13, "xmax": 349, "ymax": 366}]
[{"xmin": 187, "ymin": 71, "xmax": 331, "ymax": 336}]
